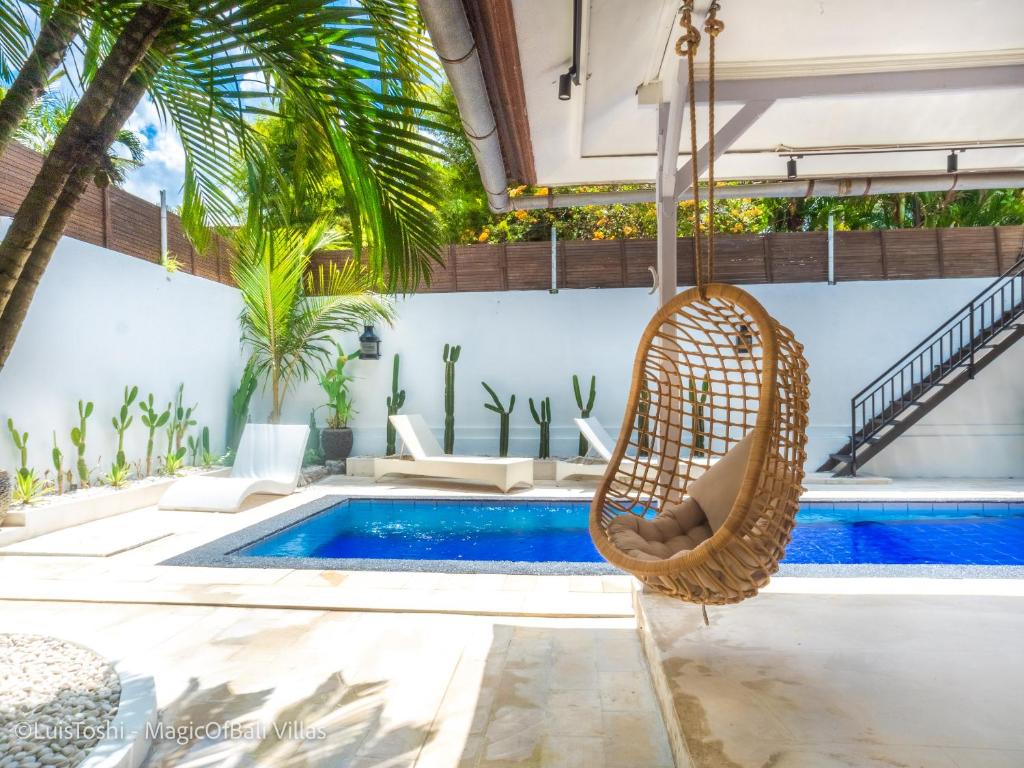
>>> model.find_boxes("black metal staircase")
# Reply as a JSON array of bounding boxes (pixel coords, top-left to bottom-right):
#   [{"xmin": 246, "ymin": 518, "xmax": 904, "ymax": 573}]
[{"xmin": 819, "ymin": 249, "xmax": 1024, "ymax": 476}]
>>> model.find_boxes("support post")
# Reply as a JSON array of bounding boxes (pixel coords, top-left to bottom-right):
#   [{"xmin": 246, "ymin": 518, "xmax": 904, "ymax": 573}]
[
  {"xmin": 655, "ymin": 103, "xmax": 678, "ymax": 307},
  {"xmin": 827, "ymin": 213, "xmax": 835, "ymax": 285}
]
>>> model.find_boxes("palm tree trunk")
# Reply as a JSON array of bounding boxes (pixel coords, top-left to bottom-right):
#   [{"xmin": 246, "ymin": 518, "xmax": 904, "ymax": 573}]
[
  {"xmin": 0, "ymin": 2, "xmax": 171, "ymax": 316},
  {"xmin": 0, "ymin": 1, "xmax": 82, "ymax": 156},
  {"xmin": 0, "ymin": 73, "xmax": 150, "ymax": 370},
  {"xmin": 271, "ymin": 368, "xmax": 282, "ymax": 424}
]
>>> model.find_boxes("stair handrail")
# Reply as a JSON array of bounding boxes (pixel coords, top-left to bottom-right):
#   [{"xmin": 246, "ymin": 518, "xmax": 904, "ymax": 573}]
[{"xmin": 852, "ymin": 248, "xmax": 1024, "ymax": 405}]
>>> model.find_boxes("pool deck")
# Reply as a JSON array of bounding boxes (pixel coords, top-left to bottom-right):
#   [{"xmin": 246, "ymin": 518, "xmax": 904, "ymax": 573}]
[{"xmin": 0, "ymin": 473, "xmax": 1022, "ymax": 767}]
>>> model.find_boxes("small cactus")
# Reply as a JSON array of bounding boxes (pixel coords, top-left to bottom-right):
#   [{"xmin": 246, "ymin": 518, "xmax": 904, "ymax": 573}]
[
  {"xmin": 482, "ymin": 382, "xmax": 515, "ymax": 457},
  {"xmin": 572, "ymin": 374, "xmax": 597, "ymax": 456},
  {"xmin": 71, "ymin": 400, "xmax": 94, "ymax": 487},
  {"xmin": 688, "ymin": 373, "xmax": 711, "ymax": 457},
  {"xmin": 386, "ymin": 354, "xmax": 406, "ymax": 455},
  {"xmin": 636, "ymin": 389, "xmax": 652, "ymax": 458},
  {"xmin": 528, "ymin": 396, "xmax": 552, "ymax": 459},
  {"xmin": 139, "ymin": 394, "xmax": 171, "ymax": 477},
  {"xmin": 7, "ymin": 419, "xmax": 28, "ymax": 473},
  {"xmin": 111, "ymin": 385, "xmax": 138, "ymax": 470},
  {"xmin": 442, "ymin": 344, "xmax": 461, "ymax": 454},
  {"xmin": 172, "ymin": 384, "xmax": 198, "ymax": 451},
  {"xmin": 51, "ymin": 432, "xmax": 64, "ymax": 494}
]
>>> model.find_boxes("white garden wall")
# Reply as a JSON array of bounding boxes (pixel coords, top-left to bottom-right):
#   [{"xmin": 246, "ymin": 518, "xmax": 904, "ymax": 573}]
[
  {"xmin": 0, "ymin": 218, "xmax": 245, "ymax": 476},
  {"xmin": 268, "ymin": 277, "xmax": 1024, "ymax": 479},
  {"xmin": 2, "ymin": 217, "xmax": 1021, "ymax": 479}
]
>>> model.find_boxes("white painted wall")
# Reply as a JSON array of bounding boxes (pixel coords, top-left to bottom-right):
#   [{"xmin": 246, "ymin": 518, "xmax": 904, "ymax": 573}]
[
  {"xmin": 0, "ymin": 219, "xmax": 244, "ymax": 476},
  {"xmin": 2, "ymin": 217, "xmax": 1020, "ymax": 479},
  {"xmin": 268, "ymin": 277, "xmax": 1024, "ymax": 478}
]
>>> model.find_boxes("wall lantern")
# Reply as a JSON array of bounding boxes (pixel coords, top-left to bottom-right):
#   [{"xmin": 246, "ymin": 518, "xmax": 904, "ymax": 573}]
[
  {"xmin": 786, "ymin": 157, "xmax": 798, "ymax": 180},
  {"xmin": 358, "ymin": 325, "xmax": 381, "ymax": 360},
  {"xmin": 947, "ymin": 150, "xmax": 959, "ymax": 173}
]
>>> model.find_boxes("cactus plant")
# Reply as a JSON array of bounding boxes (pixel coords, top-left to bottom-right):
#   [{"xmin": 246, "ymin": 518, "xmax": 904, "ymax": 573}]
[
  {"xmin": 688, "ymin": 373, "xmax": 711, "ymax": 457},
  {"xmin": 572, "ymin": 374, "xmax": 597, "ymax": 456},
  {"xmin": 200, "ymin": 426, "xmax": 217, "ymax": 466},
  {"xmin": 139, "ymin": 394, "xmax": 171, "ymax": 476},
  {"xmin": 71, "ymin": 400, "xmax": 94, "ymax": 487},
  {"xmin": 305, "ymin": 412, "xmax": 322, "ymax": 464},
  {"xmin": 187, "ymin": 433, "xmax": 201, "ymax": 466},
  {"xmin": 482, "ymin": 382, "xmax": 516, "ymax": 457},
  {"xmin": 228, "ymin": 359, "xmax": 258, "ymax": 456},
  {"xmin": 51, "ymin": 432, "xmax": 64, "ymax": 495},
  {"xmin": 7, "ymin": 419, "xmax": 28, "ymax": 473},
  {"xmin": 441, "ymin": 343, "xmax": 461, "ymax": 454},
  {"xmin": 636, "ymin": 388, "xmax": 652, "ymax": 458},
  {"xmin": 528, "ymin": 396, "xmax": 552, "ymax": 459},
  {"xmin": 171, "ymin": 384, "xmax": 198, "ymax": 451},
  {"xmin": 7, "ymin": 420, "xmax": 46, "ymax": 504},
  {"xmin": 385, "ymin": 354, "xmax": 406, "ymax": 455},
  {"xmin": 111, "ymin": 385, "xmax": 138, "ymax": 470}
]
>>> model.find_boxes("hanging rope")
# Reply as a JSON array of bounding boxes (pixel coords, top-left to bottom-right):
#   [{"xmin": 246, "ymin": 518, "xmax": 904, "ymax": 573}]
[
  {"xmin": 676, "ymin": 2, "xmax": 725, "ymax": 297},
  {"xmin": 705, "ymin": 3, "xmax": 724, "ymax": 289},
  {"xmin": 677, "ymin": 1, "xmax": 703, "ymax": 296}
]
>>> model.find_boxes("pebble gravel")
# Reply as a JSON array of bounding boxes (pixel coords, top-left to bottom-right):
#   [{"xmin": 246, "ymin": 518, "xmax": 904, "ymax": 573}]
[{"xmin": 0, "ymin": 635, "xmax": 120, "ymax": 768}]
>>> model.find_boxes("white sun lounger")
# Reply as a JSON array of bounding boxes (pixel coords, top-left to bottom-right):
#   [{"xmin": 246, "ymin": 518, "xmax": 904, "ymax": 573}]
[
  {"xmin": 374, "ymin": 414, "xmax": 533, "ymax": 492},
  {"xmin": 555, "ymin": 417, "xmax": 714, "ymax": 483},
  {"xmin": 555, "ymin": 417, "xmax": 618, "ymax": 481},
  {"xmin": 158, "ymin": 423, "xmax": 310, "ymax": 512}
]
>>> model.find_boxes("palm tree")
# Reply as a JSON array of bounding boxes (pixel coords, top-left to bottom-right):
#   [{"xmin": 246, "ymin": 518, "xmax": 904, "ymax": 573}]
[
  {"xmin": 232, "ymin": 216, "xmax": 394, "ymax": 423},
  {"xmin": 0, "ymin": 0, "xmax": 442, "ymax": 371},
  {"xmin": 8, "ymin": 88, "xmax": 145, "ymax": 185}
]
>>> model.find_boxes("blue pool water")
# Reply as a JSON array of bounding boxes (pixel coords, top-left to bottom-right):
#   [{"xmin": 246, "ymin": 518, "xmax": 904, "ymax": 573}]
[{"xmin": 236, "ymin": 498, "xmax": 1024, "ymax": 566}]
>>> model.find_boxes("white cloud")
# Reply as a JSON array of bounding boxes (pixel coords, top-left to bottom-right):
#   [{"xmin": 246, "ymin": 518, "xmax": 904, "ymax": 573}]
[{"xmin": 121, "ymin": 96, "xmax": 187, "ymax": 209}]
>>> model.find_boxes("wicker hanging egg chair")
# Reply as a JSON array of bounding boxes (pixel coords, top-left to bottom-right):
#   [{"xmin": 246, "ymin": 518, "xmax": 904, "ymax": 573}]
[{"xmin": 588, "ymin": 2, "xmax": 811, "ymax": 605}]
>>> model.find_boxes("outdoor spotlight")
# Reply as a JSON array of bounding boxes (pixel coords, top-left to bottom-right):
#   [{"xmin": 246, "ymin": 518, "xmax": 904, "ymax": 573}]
[
  {"xmin": 558, "ymin": 71, "xmax": 573, "ymax": 101},
  {"xmin": 358, "ymin": 325, "xmax": 381, "ymax": 360},
  {"xmin": 786, "ymin": 157, "xmax": 798, "ymax": 180},
  {"xmin": 947, "ymin": 151, "xmax": 959, "ymax": 173}
]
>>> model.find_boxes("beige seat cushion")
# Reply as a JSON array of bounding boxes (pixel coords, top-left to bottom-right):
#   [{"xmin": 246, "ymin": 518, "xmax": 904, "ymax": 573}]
[
  {"xmin": 607, "ymin": 497, "xmax": 712, "ymax": 561},
  {"xmin": 688, "ymin": 432, "xmax": 754, "ymax": 532}
]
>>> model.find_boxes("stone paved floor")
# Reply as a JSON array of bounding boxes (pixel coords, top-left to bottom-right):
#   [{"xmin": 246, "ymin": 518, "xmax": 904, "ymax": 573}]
[
  {"xmin": 0, "ymin": 600, "xmax": 672, "ymax": 768},
  {"xmin": 639, "ymin": 590, "xmax": 1024, "ymax": 768}
]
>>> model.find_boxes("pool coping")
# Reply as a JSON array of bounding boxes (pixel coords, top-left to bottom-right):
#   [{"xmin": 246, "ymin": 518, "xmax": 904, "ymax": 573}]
[{"xmin": 161, "ymin": 494, "xmax": 620, "ymax": 575}]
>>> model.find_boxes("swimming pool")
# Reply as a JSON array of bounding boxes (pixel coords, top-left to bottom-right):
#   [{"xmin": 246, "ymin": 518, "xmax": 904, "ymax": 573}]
[{"xmin": 168, "ymin": 496, "xmax": 1024, "ymax": 573}]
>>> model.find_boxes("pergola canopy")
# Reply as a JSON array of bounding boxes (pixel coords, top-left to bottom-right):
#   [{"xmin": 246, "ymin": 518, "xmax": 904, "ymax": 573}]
[{"xmin": 428, "ymin": 0, "xmax": 1024, "ymax": 196}]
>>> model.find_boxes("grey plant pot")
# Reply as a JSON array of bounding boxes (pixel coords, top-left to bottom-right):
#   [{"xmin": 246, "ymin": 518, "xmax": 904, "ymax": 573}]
[
  {"xmin": 321, "ymin": 427, "xmax": 354, "ymax": 461},
  {"xmin": 0, "ymin": 469, "xmax": 10, "ymax": 525}
]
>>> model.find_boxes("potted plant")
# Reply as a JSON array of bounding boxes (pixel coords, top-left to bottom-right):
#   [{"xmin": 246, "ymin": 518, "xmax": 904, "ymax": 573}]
[{"xmin": 320, "ymin": 346, "xmax": 356, "ymax": 460}]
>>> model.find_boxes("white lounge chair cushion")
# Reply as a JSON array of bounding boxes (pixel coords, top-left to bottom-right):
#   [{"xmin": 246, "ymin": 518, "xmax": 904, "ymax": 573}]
[{"xmin": 158, "ymin": 476, "xmax": 295, "ymax": 512}]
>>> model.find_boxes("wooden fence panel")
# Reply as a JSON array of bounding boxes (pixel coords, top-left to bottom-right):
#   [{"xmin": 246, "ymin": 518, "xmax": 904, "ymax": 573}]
[{"xmin": 2, "ymin": 140, "xmax": 1020, "ymax": 294}]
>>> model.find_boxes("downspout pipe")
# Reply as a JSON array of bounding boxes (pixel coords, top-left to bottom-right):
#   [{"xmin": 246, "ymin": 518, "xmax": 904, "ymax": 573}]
[
  {"xmin": 419, "ymin": 0, "xmax": 510, "ymax": 212},
  {"xmin": 507, "ymin": 171, "xmax": 1024, "ymax": 210}
]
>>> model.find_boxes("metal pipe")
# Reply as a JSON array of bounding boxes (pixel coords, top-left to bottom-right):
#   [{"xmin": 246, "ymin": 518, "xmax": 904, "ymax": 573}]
[
  {"xmin": 506, "ymin": 171, "xmax": 1024, "ymax": 211},
  {"xmin": 159, "ymin": 189, "xmax": 168, "ymax": 258},
  {"xmin": 550, "ymin": 225, "xmax": 559, "ymax": 294},
  {"xmin": 419, "ymin": 0, "xmax": 509, "ymax": 212}
]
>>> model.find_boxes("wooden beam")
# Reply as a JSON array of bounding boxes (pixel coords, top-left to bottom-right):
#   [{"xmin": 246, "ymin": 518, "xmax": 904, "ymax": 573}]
[
  {"xmin": 655, "ymin": 103, "xmax": 678, "ymax": 306},
  {"xmin": 694, "ymin": 64, "xmax": 1024, "ymax": 103},
  {"xmin": 674, "ymin": 100, "xmax": 774, "ymax": 199}
]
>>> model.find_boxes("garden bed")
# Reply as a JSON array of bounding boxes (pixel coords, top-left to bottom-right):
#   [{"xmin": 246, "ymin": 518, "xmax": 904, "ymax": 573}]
[{"xmin": 0, "ymin": 468, "xmax": 225, "ymax": 547}]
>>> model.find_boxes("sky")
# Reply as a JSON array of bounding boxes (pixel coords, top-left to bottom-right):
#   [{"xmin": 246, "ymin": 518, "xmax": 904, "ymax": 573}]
[{"xmin": 121, "ymin": 97, "xmax": 187, "ymax": 209}]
